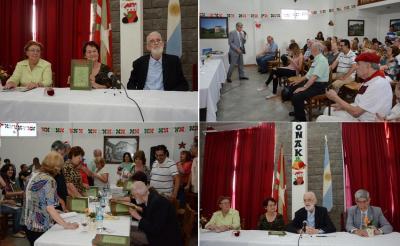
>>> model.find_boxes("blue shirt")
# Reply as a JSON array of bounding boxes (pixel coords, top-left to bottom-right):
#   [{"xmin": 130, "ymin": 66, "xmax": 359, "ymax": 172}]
[
  {"xmin": 267, "ymin": 42, "xmax": 278, "ymax": 56},
  {"xmin": 144, "ymin": 56, "xmax": 164, "ymax": 90},
  {"xmin": 307, "ymin": 209, "xmax": 316, "ymax": 228}
]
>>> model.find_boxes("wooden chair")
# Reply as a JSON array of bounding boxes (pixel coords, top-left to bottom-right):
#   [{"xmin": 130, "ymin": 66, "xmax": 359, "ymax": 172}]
[
  {"xmin": 0, "ymin": 214, "xmax": 8, "ymax": 240},
  {"xmin": 266, "ymin": 50, "xmax": 281, "ymax": 73},
  {"xmin": 338, "ymin": 75, "xmax": 362, "ymax": 103},
  {"xmin": 304, "ymin": 70, "xmax": 333, "ymax": 121},
  {"xmin": 181, "ymin": 204, "xmax": 195, "ymax": 246}
]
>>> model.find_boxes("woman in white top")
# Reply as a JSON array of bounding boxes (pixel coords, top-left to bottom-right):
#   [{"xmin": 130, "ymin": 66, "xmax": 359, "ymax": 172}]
[{"xmin": 85, "ymin": 157, "xmax": 109, "ymax": 188}]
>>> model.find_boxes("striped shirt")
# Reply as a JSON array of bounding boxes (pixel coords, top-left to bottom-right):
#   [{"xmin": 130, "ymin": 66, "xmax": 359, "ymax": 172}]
[
  {"xmin": 150, "ymin": 158, "xmax": 178, "ymax": 196},
  {"xmin": 336, "ymin": 50, "xmax": 356, "ymax": 79}
]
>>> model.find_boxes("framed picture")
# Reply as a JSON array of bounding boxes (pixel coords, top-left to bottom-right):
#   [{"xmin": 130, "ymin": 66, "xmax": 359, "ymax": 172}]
[
  {"xmin": 70, "ymin": 59, "xmax": 92, "ymax": 90},
  {"xmin": 104, "ymin": 136, "xmax": 139, "ymax": 164},
  {"xmin": 348, "ymin": 20, "xmax": 365, "ymax": 36},
  {"xmin": 390, "ymin": 19, "xmax": 400, "ymax": 32},
  {"xmin": 200, "ymin": 17, "xmax": 229, "ymax": 39}
]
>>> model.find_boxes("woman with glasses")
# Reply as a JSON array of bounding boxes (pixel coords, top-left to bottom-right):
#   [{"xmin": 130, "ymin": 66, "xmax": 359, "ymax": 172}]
[
  {"xmin": 205, "ymin": 196, "xmax": 241, "ymax": 232},
  {"xmin": 4, "ymin": 40, "xmax": 52, "ymax": 89}
]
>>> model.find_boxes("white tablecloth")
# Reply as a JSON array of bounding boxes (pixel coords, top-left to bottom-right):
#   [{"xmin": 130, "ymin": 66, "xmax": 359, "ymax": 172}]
[
  {"xmin": 200, "ymin": 230, "xmax": 400, "ymax": 246},
  {"xmin": 199, "ymin": 59, "xmax": 226, "ymax": 121},
  {"xmin": 0, "ymin": 88, "xmax": 198, "ymax": 122},
  {"xmin": 35, "ymin": 213, "xmax": 131, "ymax": 246},
  {"xmin": 210, "ymin": 53, "xmax": 229, "ymax": 72}
]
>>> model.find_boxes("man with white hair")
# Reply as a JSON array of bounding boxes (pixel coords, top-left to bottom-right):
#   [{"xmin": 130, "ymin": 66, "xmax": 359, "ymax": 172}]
[
  {"xmin": 317, "ymin": 52, "xmax": 392, "ymax": 121},
  {"xmin": 127, "ymin": 31, "xmax": 188, "ymax": 91},
  {"xmin": 128, "ymin": 181, "xmax": 182, "ymax": 246},
  {"xmin": 346, "ymin": 189, "xmax": 392, "ymax": 236},
  {"xmin": 289, "ymin": 42, "xmax": 330, "ymax": 121},
  {"xmin": 287, "ymin": 191, "xmax": 336, "ymax": 234}
]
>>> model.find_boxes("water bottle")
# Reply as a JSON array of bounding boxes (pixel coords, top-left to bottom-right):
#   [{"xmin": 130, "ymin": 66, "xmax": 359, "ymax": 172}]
[{"xmin": 96, "ymin": 206, "xmax": 104, "ymax": 231}]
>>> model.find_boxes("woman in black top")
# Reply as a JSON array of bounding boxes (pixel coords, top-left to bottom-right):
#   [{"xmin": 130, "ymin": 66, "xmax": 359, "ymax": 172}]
[
  {"xmin": 257, "ymin": 197, "xmax": 285, "ymax": 231},
  {"xmin": 82, "ymin": 41, "xmax": 113, "ymax": 89}
]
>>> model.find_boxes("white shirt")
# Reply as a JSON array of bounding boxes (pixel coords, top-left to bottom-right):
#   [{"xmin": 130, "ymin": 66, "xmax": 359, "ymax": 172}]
[
  {"xmin": 386, "ymin": 103, "xmax": 400, "ymax": 121},
  {"xmin": 236, "ymin": 31, "xmax": 243, "ymax": 48},
  {"xmin": 353, "ymin": 76, "xmax": 393, "ymax": 121},
  {"xmin": 93, "ymin": 168, "xmax": 109, "ymax": 188},
  {"xmin": 150, "ymin": 158, "xmax": 178, "ymax": 196},
  {"xmin": 336, "ymin": 50, "xmax": 356, "ymax": 79}
]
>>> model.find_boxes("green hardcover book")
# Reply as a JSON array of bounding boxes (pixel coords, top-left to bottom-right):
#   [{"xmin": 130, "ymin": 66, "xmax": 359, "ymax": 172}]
[{"xmin": 92, "ymin": 234, "xmax": 130, "ymax": 246}]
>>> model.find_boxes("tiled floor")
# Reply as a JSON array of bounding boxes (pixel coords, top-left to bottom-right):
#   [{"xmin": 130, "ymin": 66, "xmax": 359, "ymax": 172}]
[{"xmin": 216, "ymin": 66, "xmax": 294, "ymax": 122}]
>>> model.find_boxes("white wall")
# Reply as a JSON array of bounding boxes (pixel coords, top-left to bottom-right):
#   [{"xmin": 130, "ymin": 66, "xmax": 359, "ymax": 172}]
[{"xmin": 0, "ymin": 122, "xmax": 197, "ymax": 185}]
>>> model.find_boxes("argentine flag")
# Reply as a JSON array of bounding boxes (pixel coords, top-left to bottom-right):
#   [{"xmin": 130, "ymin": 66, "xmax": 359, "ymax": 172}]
[
  {"xmin": 166, "ymin": 0, "xmax": 182, "ymax": 57},
  {"xmin": 323, "ymin": 135, "xmax": 333, "ymax": 211}
]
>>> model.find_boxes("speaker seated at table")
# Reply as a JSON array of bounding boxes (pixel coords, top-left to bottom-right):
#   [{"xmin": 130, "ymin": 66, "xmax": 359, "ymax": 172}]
[
  {"xmin": 92, "ymin": 234, "xmax": 130, "ymax": 246},
  {"xmin": 67, "ymin": 196, "xmax": 89, "ymax": 213},
  {"xmin": 87, "ymin": 186, "xmax": 99, "ymax": 197}
]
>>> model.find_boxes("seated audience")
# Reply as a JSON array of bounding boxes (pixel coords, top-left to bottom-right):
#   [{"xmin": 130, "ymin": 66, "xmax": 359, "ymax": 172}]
[
  {"xmin": 303, "ymin": 39, "xmax": 314, "ymax": 61},
  {"xmin": 377, "ymin": 82, "xmax": 400, "ymax": 121},
  {"xmin": 28, "ymin": 157, "xmax": 41, "ymax": 174},
  {"xmin": 346, "ymin": 189, "xmax": 393, "ymax": 236},
  {"xmin": 0, "ymin": 163, "xmax": 25, "ymax": 238},
  {"xmin": 88, "ymin": 149, "xmax": 102, "ymax": 186},
  {"xmin": 315, "ymin": 31, "xmax": 325, "ymax": 41},
  {"xmin": 127, "ymin": 31, "xmax": 188, "ymax": 91},
  {"xmin": 18, "ymin": 163, "xmax": 31, "ymax": 190},
  {"xmin": 256, "ymin": 36, "xmax": 278, "ymax": 74},
  {"xmin": 380, "ymin": 45, "xmax": 400, "ymax": 80},
  {"xmin": 330, "ymin": 39, "xmax": 357, "ymax": 90},
  {"xmin": 386, "ymin": 25, "xmax": 397, "ymax": 42},
  {"xmin": 205, "ymin": 196, "xmax": 241, "ymax": 232},
  {"xmin": 324, "ymin": 41, "xmax": 340, "ymax": 65},
  {"xmin": 22, "ymin": 152, "xmax": 78, "ymax": 246},
  {"xmin": 150, "ymin": 145, "xmax": 180, "ymax": 199},
  {"xmin": 82, "ymin": 41, "xmax": 113, "ymax": 89},
  {"xmin": 287, "ymin": 191, "xmax": 336, "ymax": 234},
  {"xmin": 4, "ymin": 40, "xmax": 52, "ymax": 89},
  {"xmin": 63, "ymin": 146, "xmax": 86, "ymax": 197},
  {"xmin": 289, "ymin": 42, "xmax": 329, "ymax": 121},
  {"xmin": 128, "ymin": 181, "xmax": 183, "ymax": 246},
  {"xmin": 262, "ymin": 43, "xmax": 303, "ymax": 99},
  {"xmin": 257, "ymin": 197, "xmax": 285, "ymax": 231},
  {"xmin": 317, "ymin": 52, "xmax": 393, "ymax": 122}
]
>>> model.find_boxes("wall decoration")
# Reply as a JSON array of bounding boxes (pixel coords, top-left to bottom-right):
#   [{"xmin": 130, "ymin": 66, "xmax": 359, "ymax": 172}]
[
  {"xmin": 348, "ymin": 19, "xmax": 365, "ymax": 36},
  {"xmin": 121, "ymin": 1, "xmax": 139, "ymax": 24},
  {"xmin": 390, "ymin": 19, "xmax": 400, "ymax": 32},
  {"xmin": 200, "ymin": 17, "xmax": 228, "ymax": 39},
  {"xmin": 104, "ymin": 136, "xmax": 139, "ymax": 164}
]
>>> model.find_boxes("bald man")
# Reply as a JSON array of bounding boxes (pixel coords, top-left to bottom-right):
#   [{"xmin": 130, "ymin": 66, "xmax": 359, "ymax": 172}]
[
  {"xmin": 127, "ymin": 31, "xmax": 188, "ymax": 91},
  {"xmin": 128, "ymin": 181, "xmax": 182, "ymax": 246},
  {"xmin": 287, "ymin": 192, "xmax": 336, "ymax": 234}
]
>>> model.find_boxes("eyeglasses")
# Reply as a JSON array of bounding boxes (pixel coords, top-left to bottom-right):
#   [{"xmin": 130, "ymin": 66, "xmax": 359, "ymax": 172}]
[
  {"xmin": 28, "ymin": 49, "xmax": 41, "ymax": 53},
  {"xmin": 148, "ymin": 39, "xmax": 162, "ymax": 45}
]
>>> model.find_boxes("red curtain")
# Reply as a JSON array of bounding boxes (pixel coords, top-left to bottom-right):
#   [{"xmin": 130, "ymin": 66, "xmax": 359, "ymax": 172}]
[
  {"xmin": 201, "ymin": 130, "xmax": 237, "ymax": 219},
  {"xmin": 234, "ymin": 123, "xmax": 275, "ymax": 229},
  {"xmin": 342, "ymin": 122, "xmax": 400, "ymax": 232},
  {"xmin": 0, "ymin": 0, "xmax": 33, "ymax": 69},
  {"xmin": 35, "ymin": 0, "xmax": 91, "ymax": 87}
]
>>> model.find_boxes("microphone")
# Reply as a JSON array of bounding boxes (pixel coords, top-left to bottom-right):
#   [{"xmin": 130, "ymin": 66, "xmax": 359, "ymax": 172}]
[
  {"xmin": 107, "ymin": 72, "xmax": 145, "ymax": 122},
  {"xmin": 302, "ymin": 220, "xmax": 307, "ymax": 233},
  {"xmin": 107, "ymin": 72, "xmax": 121, "ymax": 89}
]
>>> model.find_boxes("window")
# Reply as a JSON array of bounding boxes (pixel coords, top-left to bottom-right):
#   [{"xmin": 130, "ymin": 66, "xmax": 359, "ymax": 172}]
[{"xmin": 281, "ymin": 9, "xmax": 309, "ymax": 20}]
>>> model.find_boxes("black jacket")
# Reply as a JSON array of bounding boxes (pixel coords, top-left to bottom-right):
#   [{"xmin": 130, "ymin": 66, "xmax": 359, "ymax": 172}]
[
  {"xmin": 138, "ymin": 190, "xmax": 183, "ymax": 246},
  {"xmin": 286, "ymin": 205, "xmax": 336, "ymax": 233},
  {"xmin": 127, "ymin": 54, "xmax": 188, "ymax": 91}
]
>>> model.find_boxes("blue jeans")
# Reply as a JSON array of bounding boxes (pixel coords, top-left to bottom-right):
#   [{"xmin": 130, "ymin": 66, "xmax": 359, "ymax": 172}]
[
  {"xmin": 0, "ymin": 205, "xmax": 23, "ymax": 233},
  {"xmin": 256, "ymin": 54, "xmax": 275, "ymax": 73}
]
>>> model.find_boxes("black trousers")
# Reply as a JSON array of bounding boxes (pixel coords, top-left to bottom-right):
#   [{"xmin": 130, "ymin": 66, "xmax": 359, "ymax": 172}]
[
  {"xmin": 26, "ymin": 229, "xmax": 44, "ymax": 246},
  {"xmin": 265, "ymin": 68, "xmax": 297, "ymax": 94},
  {"xmin": 290, "ymin": 82, "xmax": 327, "ymax": 121}
]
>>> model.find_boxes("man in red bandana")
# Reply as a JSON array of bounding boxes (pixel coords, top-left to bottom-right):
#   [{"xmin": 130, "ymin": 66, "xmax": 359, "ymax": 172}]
[{"xmin": 317, "ymin": 52, "xmax": 392, "ymax": 121}]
